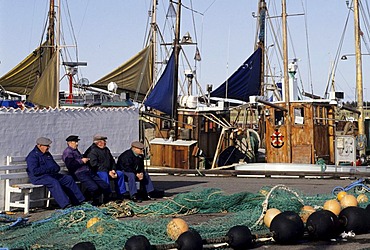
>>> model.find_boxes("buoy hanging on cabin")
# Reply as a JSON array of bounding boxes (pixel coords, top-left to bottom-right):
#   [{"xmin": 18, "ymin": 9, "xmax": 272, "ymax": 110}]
[
  {"xmin": 269, "ymin": 211, "xmax": 304, "ymax": 244},
  {"xmin": 299, "ymin": 205, "xmax": 316, "ymax": 223},
  {"xmin": 338, "ymin": 206, "xmax": 369, "ymax": 234},
  {"xmin": 175, "ymin": 230, "xmax": 203, "ymax": 250},
  {"xmin": 340, "ymin": 194, "xmax": 358, "ymax": 208},
  {"xmin": 124, "ymin": 235, "xmax": 151, "ymax": 250},
  {"xmin": 306, "ymin": 210, "xmax": 341, "ymax": 240},
  {"xmin": 167, "ymin": 218, "xmax": 189, "ymax": 240},
  {"xmin": 226, "ymin": 225, "xmax": 254, "ymax": 250},
  {"xmin": 264, "ymin": 208, "xmax": 281, "ymax": 228},
  {"xmin": 323, "ymin": 199, "xmax": 341, "ymax": 216}
]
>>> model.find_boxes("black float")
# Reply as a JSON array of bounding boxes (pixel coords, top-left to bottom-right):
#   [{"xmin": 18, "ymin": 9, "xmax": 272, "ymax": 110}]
[
  {"xmin": 124, "ymin": 235, "xmax": 151, "ymax": 250},
  {"xmin": 269, "ymin": 211, "xmax": 304, "ymax": 244},
  {"xmin": 226, "ymin": 225, "xmax": 254, "ymax": 249},
  {"xmin": 175, "ymin": 230, "xmax": 203, "ymax": 250},
  {"xmin": 338, "ymin": 206, "xmax": 369, "ymax": 234},
  {"xmin": 306, "ymin": 210, "xmax": 341, "ymax": 240}
]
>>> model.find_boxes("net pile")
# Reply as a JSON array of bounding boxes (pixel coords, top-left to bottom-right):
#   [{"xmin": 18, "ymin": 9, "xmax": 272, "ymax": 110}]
[{"xmin": 0, "ymin": 185, "xmax": 367, "ymax": 249}]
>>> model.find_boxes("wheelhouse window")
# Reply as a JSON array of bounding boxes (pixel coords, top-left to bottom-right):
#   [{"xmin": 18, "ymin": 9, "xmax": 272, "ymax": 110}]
[
  {"xmin": 294, "ymin": 107, "xmax": 304, "ymax": 125},
  {"xmin": 274, "ymin": 110, "xmax": 284, "ymax": 125}
]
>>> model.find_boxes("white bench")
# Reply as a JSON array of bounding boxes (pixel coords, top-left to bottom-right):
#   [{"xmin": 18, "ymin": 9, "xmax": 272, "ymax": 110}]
[
  {"xmin": 0, "ymin": 155, "xmax": 65, "ymax": 214},
  {"xmin": 0, "ymin": 153, "xmax": 138, "ymax": 213}
]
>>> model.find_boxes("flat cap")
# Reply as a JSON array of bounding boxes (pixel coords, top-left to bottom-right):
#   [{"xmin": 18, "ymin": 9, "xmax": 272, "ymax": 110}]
[
  {"xmin": 131, "ymin": 141, "xmax": 144, "ymax": 149},
  {"xmin": 93, "ymin": 134, "xmax": 107, "ymax": 141},
  {"xmin": 66, "ymin": 135, "xmax": 80, "ymax": 142},
  {"xmin": 36, "ymin": 137, "xmax": 52, "ymax": 146}
]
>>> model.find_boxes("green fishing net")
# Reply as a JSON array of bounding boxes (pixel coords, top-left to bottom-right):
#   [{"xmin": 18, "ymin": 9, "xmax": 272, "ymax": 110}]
[{"xmin": 0, "ymin": 185, "xmax": 368, "ymax": 249}]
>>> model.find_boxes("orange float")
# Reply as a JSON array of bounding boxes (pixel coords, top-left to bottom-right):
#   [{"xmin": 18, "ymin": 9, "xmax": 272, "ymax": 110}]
[
  {"xmin": 357, "ymin": 194, "xmax": 369, "ymax": 203},
  {"xmin": 323, "ymin": 199, "xmax": 341, "ymax": 216},
  {"xmin": 167, "ymin": 218, "xmax": 189, "ymax": 240},
  {"xmin": 300, "ymin": 205, "xmax": 316, "ymax": 223},
  {"xmin": 263, "ymin": 208, "xmax": 281, "ymax": 228},
  {"xmin": 336, "ymin": 191, "xmax": 347, "ymax": 201},
  {"xmin": 340, "ymin": 194, "xmax": 358, "ymax": 208},
  {"xmin": 86, "ymin": 217, "xmax": 100, "ymax": 228}
]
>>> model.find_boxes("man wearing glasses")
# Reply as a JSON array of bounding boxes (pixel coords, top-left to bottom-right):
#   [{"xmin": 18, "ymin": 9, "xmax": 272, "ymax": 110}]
[{"xmin": 26, "ymin": 137, "xmax": 85, "ymax": 209}]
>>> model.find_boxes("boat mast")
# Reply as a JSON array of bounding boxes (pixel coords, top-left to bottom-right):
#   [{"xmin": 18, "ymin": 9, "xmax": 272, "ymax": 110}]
[
  {"xmin": 172, "ymin": 0, "xmax": 181, "ymax": 140},
  {"xmin": 56, "ymin": 0, "xmax": 61, "ymax": 108},
  {"xmin": 257, "ymin": 0, "xmax": 266, "ymax": 95},
  {"xmin": 282, "ymin": 0, "xmax": 292, "ymax": 162},
  {"xmin": 48, "ymin": 0, "xmax": 55, "ymax": 50},
  {"xmin": 354, "ymin": 0, "xmax": 366, "ymax": 155},
  {"xmin": 257, "ymin": 0, "xmax": 267, "ymax": 148},
  {"xmin": 151, "ymin": 0, "xmax": 158, "ymax": 84}
]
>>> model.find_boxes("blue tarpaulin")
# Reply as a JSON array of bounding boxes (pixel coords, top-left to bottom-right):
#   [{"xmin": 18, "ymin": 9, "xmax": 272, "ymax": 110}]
[
  {"xmin": 144, "ymin": 51, "xmax": 175, "ymax": 115},
  {"xmin": 211, "ymin": 48, "xmax": 262, "ymax": 102}
]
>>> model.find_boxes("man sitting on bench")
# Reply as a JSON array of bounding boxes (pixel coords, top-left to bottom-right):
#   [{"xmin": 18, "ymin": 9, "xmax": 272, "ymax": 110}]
[
  {"xmin": 117, "ymin": 141, "xmax": 155, "ymax": 202},
  {"xmin": 62, "ymin": 135, "xmax": 111, "ymax": 205},
  {"xmin": 26, "ymin": 137, "xmax": 85, "ymax": 209}
]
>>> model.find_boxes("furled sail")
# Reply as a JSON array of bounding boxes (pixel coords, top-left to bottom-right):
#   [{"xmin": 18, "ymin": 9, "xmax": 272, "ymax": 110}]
[
  {"xmin": 0, "ymin": 42, "xmax": 50, "ymax": 95},
  {"xmin": 144, "ymin": 51, "xmax": 175, "ymax": 115},
  {"xmin": 28, "ymin": 52, "xmax": 58, "ymax": 107},
  {"xmin": 211, "ymin": 48, "xmax": 262, "ymax": 102},
  {"xmin": 91, "ymin": 44, "xmax": 153, "ymax": 102}
]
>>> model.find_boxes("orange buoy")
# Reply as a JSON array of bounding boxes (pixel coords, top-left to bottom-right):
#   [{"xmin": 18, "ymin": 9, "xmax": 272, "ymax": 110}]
[
  {"xmin": 167, "ymin": 218, "xmax": 189, "ymax": 240},
  {"xmin": 86, "ymin": 217, "xmax": 100, "ymax": 228},
  {"xmin": 300, "ymin": 205, "xmax": 316, "ymax": 223},
  {"xmin": 263, "ymin": 208, "xmax": 281, "ymax": 228},
  {"xmin": 340, "ymin": 194, "xmax": 358, "ymax": 208},
  {"xmin": 323, "ymin": 199, "xmax": 341, "ymax": 216},
  {"xmin": 357, "ymin": 194, "xmax": 369, "ymax": 203},
  {"xmin": 337, "ymin": 191, "xmax": 347, "ymax": 201}
]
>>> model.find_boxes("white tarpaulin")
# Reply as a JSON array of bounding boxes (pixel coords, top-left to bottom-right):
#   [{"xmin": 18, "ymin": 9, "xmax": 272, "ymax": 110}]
[{"xmin": 0, "ymin": 107, "xmax": 139, "ymax": 209}]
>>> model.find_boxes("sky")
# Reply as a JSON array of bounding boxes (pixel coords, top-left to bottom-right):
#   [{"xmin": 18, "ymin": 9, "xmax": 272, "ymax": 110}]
[{"xmin": 0, "ymin": 0, "xmax": 368, "ymax": 102}]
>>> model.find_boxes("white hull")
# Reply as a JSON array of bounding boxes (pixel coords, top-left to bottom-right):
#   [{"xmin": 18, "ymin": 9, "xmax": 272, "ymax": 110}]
[{"xmin": 234, "ymin": 162, "xmax": 370, "ymax": 174}]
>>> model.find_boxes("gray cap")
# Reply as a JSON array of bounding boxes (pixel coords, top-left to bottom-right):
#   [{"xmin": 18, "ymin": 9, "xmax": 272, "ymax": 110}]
[
  {"xmin": 36, "ymin": 137, "xmax": 52, "ymax": 146},
  {"xmin": 131, "ymin": 141, "xmax": 144, "ymax": 149},
  {"xmin": 93, "ymin": 134, "xmax": 107, "ymax": 141}
]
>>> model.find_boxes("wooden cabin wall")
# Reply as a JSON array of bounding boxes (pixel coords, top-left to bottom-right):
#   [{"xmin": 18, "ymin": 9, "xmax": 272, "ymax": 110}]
[
  {"xmin": 150, "ymin": 143, "xmax": 195, "ymax": 169},
  {"xmin": 150, "ymin": 110, "xmax": 229, "ymax": 168},
  {"xmin": 290, "ymin": 103, "xmax": 315, "ymax": 163},
  {"xmin": 265, "ymin": 106, "xmax": 289, "ymax": 163},
  {"xmin": 313, "ymin": 105, "xmax": 333, "ymax": 164},
  {"xmin": 265, "ymin": 102, "xmax": 332, "ymax": 164},
  {"xmin": 179, "ymin": 112, "xmax": 226, "ymax": 165}
]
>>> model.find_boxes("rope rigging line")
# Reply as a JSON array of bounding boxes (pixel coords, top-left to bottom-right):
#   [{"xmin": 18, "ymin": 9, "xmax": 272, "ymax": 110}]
[{"xmin": 251, "ymin": 184, "xmax": 305, "ymax": 230}]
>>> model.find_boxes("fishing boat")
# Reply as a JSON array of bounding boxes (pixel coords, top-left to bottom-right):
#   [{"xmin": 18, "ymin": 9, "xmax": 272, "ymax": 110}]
[
  {"xmin": 234, "ymin": 0, "xmax": 370, "ymax": 173},
  {"xmin": 125, "ymin": 0, "xmax": 264, "ymax": 170}
]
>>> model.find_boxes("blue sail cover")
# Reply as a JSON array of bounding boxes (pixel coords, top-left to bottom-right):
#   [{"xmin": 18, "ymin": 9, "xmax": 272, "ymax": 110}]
[
  {"xmin": 211, "ymin": 48, "xmax": 262, "ymax": 102},
  {"xmin": 144, "ymin": 51, "xmax": 175, "ymax": 115}
]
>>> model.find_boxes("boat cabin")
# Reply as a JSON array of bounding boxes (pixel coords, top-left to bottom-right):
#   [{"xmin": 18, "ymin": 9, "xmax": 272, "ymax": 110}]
[{"xmin": 264, "ymin": 101, "xmax": 335, "ymax": 164}]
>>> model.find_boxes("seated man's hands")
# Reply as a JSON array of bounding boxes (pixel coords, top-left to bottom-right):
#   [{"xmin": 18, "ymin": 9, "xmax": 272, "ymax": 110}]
[
  {"xmin": 81, "ymin": 157, "xmax": 89, "ymax": 164},
  {"xmin": 109, "ymin": 170, "xmax": 118, "ymax": 178}
]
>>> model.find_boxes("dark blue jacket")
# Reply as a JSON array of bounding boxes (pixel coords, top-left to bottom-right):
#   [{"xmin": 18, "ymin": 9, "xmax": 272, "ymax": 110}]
[
  {"xmin": 26, "ymin": 146, "xmax": 60, "ymax": 182},
  {"xmin": 84, "ymin": 144, "xmax": 116, "ymax": 173},
  {"xmin": 62, "ymin": 146, "xmax": 89, "ymax": 174},
  {"xmin": 117, "ymin": 149, "xmax": 144, "ymax": 174}
]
